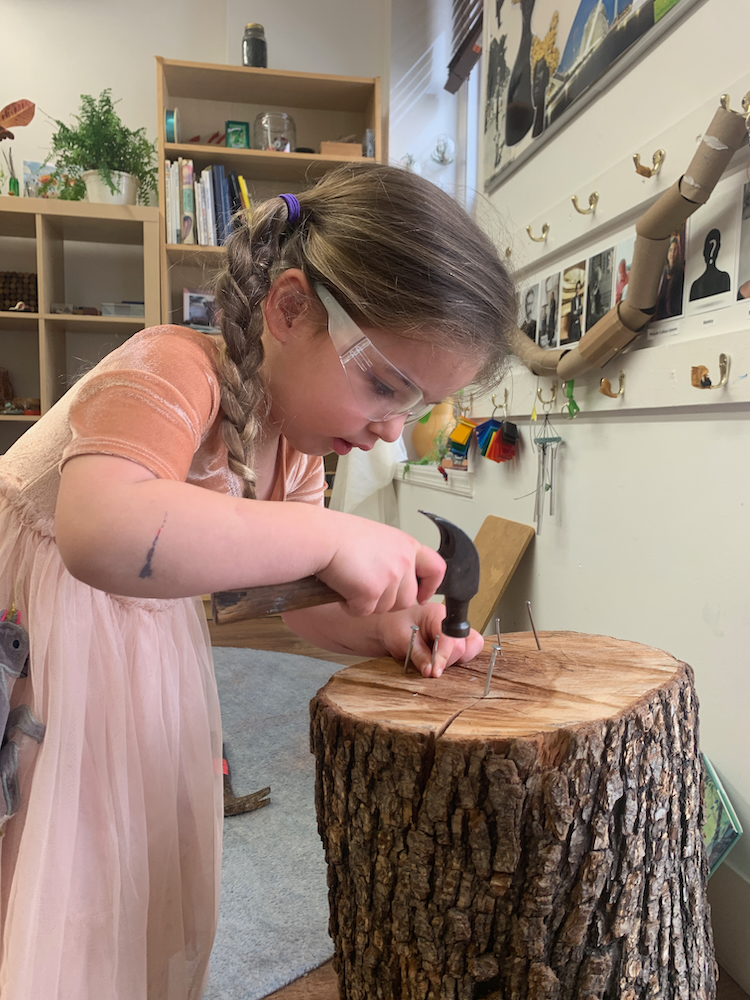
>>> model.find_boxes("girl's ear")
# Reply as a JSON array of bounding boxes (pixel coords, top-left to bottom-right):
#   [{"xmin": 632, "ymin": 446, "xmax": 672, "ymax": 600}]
[{"xmin": 264, "ymin": 268, "xmax": 318, "ymax": 343}]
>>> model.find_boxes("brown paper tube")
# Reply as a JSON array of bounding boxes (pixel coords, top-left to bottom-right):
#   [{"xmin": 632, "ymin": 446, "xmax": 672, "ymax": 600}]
[
  {"xmin": 680, "ymin": 107, "xmax": 749, "ymax": 204},
  {"xmin": 507, "ymin": 327, "xmax": 566, "ymax": 377},
  {"xmin": 618, "ymin": 300, "xmax": 652, "ymax": 332},
  {"xmin": 556, "ymin": 345, "xmax": 591, "ymax": 378},
  {"xmin": 691, "ymin": 365, "xmax": 709, "ymax": 388},
  {"xmin": 576, "ymin": 307, "xmax": 640, "ymax": 367},
  {"xmin": 626, "ymin": 234, "xmax": 670, "ymax": 310},
  {"xmin": 637, "ymin": 180, "xmax": 701, "ymax": 238}
]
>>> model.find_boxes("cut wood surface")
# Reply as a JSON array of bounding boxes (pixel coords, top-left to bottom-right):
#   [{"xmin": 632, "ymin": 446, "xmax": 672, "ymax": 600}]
[{"xmin": 310, "ymin": 631, "xmax": 715, "ymax": 1000}]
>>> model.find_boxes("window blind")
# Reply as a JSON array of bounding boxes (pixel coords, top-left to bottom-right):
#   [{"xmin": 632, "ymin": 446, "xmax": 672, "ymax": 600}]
[{"xmin": 444, "ymin": 0, "xmax": 483, "ymax": 94}]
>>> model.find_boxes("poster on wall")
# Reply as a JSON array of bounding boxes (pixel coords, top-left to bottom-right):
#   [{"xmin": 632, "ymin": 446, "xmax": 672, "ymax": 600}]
[
  {"xmin": 560, "ymin": 261, "xmax": 586, "ymax": 345},
  {"xmin": 482, "ymin": 0, "xmax": 703, "ymax": 193}
]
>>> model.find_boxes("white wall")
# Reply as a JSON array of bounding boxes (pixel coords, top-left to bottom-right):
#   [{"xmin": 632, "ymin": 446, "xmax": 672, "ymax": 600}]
[
  {"xmin": 395, "ymin": 0, "xmax": 750, "ymax": 986},
  {"xmin": 4, "ymin": 0, "xmax": 388, "ymax": 192}
]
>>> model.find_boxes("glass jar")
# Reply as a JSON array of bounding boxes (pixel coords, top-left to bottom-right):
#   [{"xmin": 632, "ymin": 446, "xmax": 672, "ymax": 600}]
[
  {"xmin": 253, "ymin": 112, "xmax": 296, "ymax": 153},
  {"xmin": 242, "ymin": 23, "xmax": 267, "ymax": 68}
]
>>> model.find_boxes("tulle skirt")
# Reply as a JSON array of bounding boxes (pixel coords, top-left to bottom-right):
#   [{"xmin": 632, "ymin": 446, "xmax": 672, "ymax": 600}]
[{"xmin": 0, "ymin": 484, "xmax": 223, "ymax": 999}]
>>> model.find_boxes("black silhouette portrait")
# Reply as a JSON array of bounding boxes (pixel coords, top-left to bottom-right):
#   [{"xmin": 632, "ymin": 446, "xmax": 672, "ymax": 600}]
[{"xmin": 689, "ymin": 228, "xmax": 731, "ymax": 301}]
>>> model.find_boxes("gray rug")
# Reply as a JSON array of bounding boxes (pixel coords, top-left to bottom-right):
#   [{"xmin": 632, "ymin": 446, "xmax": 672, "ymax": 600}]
[{"xmin": 204, "ymin": 647, "xmax": 343, "ymax": 1000}]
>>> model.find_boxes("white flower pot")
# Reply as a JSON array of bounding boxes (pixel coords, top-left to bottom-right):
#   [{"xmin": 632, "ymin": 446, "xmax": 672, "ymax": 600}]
[{"xmin": 82, "ymin": 169, "xmax": 139, "ymax": 205}]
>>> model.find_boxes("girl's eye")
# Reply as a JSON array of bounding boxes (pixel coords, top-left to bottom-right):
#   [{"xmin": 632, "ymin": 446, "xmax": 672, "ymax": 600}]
[{"xmin": 368, "ymin": 374, "xmax": 396, "ymax": 399}]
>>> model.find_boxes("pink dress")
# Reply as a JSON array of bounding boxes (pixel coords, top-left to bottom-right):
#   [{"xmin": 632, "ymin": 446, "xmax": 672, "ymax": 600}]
[{"xmin": 0, "ymin": 326, "xmax": 325, "ymax": 999}]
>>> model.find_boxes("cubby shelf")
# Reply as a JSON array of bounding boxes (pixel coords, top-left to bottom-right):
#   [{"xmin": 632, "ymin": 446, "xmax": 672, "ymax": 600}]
[
  {"xmin": 156, "ymin": 56, "xmax": 382, "ymax": 324},
  {"xmin": 0, "ymin": 195, "xmax": 160, "ymax": 452}
]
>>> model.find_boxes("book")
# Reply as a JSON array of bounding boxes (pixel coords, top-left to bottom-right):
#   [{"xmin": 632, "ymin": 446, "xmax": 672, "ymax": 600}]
[
  {"xmin": 170, "ymin": 160, "xmax": 181, "ymax": 243},
  {"xmin": 227, "ymin": 171, "xmax": 242, "ymax": 220},
  {"xmin": 702, "ymin": 753, "xmax": 742, "ymax": 875},
  {"xmin": 201, "ymin": 169, "xmax": 217, "ymax": 246},
  {"xmin": 181, "ymin": 159, "xmax": 196, "ymax": 244},
  {"xmin": 164, "ymin": 160, "xmax": 172, "ymax": 244},
  {"xmin": 237, "ymin": 175, "xmax": 252, "ymax": 217},
  {"xmin": 211, "ymin": 165, "xmax": 229, "ymax": 245}
]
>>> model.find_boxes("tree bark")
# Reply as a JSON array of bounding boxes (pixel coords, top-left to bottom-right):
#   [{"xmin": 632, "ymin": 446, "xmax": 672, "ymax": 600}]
[{"xmin": 309, "ymin": 631, "xmax": 715, "ymax": 1000}]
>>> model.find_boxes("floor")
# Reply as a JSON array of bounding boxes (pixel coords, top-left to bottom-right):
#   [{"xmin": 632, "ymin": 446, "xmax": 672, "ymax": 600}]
[{"xmin": 209, "ymin": 612, "xmax": 748, "ymax": 1000}]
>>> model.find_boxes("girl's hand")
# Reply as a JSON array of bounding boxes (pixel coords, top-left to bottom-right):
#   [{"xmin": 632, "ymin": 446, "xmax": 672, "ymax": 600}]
[
  {"xmin": 378, "ymin": 604, "xmax": 484, "ymax": 678},
  {"xmin": 315, "ymin": 513, "xmax": 446, "ymax": 618}
]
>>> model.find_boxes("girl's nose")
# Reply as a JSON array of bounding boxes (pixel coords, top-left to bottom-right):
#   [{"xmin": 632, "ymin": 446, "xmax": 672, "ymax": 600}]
[{"xmin": 367, "ymin": 413, "xmax": 408, "ymax": 442}]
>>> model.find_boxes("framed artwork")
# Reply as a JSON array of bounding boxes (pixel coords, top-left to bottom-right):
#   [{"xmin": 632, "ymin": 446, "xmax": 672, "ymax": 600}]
[{"xmin": 483, "ymin": 0, "xmax": 704, "ymax": 192}]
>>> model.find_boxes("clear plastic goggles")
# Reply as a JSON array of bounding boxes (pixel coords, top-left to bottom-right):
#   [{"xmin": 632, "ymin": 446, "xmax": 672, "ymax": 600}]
[{"xmin": 315, "ymin": 282, "xmax": 429, "ymax": 422}]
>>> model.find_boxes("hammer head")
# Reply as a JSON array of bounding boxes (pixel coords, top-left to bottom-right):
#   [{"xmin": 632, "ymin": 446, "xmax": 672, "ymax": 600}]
[{"xmin": 420, "ymin": 511, "xmax": 480, "ymax": 638}]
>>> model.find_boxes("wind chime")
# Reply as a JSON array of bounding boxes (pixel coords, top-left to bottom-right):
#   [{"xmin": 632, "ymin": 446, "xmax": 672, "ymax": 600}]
[{"xmin": 532, "ymin": 382, "xmax": 562, "ymax": 535}]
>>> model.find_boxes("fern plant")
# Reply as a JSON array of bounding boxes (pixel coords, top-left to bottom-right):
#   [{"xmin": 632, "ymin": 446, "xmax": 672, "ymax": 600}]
[{"xmin": 39, "ymin": 90, "xmax": 157, "ymax": 204}]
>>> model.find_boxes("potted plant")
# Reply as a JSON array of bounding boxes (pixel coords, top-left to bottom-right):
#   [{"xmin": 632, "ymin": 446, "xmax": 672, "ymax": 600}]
[{"xmin": 39, "ymin": 90, "xmax": 157, "ymax": 205}]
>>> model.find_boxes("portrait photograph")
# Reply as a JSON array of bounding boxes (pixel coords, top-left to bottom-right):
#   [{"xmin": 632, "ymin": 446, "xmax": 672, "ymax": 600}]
[
  {"xmin": 735, "ymin": 182, "xmax": 750, "ymax": 301},
  {"xmin": 538, "ymin": 272, "xmax": 561, "ymax": 348},
  {"xmin": 520, "ymin": 283, "xmax": 540, "ymax": 340},
  {"xmin": 614, "ymin": 234, "xmax": 636, "ymax": 305},
  {"xmin": 585, "ymin": 247, "xmax": 614, "ymax": 331},
  {"xmin": 560, "ymin": 261, "xmax": 586, "ymax": 346}
]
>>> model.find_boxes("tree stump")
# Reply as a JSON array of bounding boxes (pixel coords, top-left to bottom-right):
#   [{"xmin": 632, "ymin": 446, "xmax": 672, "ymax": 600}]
[{"xmin": 309, "ymin": 631, "xmax": 715, "ymax": 1000}]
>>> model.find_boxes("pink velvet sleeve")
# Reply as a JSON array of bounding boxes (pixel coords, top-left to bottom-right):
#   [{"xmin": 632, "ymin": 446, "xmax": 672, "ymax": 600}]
[{"xmin": 61, "ymin": 327, "xmax": 221, "ymax": 482}]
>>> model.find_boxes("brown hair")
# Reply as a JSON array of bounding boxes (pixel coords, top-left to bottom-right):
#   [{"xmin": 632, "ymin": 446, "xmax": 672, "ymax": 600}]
[{"xmin": 213, "ymin": 161, "xmax": 517, "ymax": 498}]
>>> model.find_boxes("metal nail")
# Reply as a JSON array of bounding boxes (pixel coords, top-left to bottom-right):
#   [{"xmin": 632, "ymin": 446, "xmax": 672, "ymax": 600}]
[
  {"xmin": 495, "ymin": 616, "xmax": 501, "ymax": 647},
  {"xmin": 526, "ymin": 600, "xmax": 542, "ymax": 650},
  {"xmin": 430, "ymin": 634, "xmax": 440, "ymax": 673},
  {"xmin": 483, "ymin": 643, "xmax": 501, "ymax": 698},
  {"xmin": 404, "ymin": 623, "xmax": 420, "ymax": 673}
]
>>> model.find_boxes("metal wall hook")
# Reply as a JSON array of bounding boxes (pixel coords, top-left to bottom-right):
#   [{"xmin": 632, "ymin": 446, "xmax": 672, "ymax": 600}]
[
  {"xmin": 571, "ymin": 191, "xmax": 599, "ymax": 215},
  {"xmin": 526, "ymin": 223, "xmax": 549, "ymax": 243},
  {"xmin": 536, "ymin": 382, "xmax": 557, "ymax": 407},
  {"xmin": 691, "ymin": 353, "xmax": 729, "ymax": 389},
  {"xmin": 599, "ymin": 372, "xmax": 625, "ymax": 398},
  {"xmin": 633, "ymin": 149, "xmax": 665, "ymax": 178},
  {"xmin": 491, "ymin": 389, "xmax": 508, "ymax": 419}
]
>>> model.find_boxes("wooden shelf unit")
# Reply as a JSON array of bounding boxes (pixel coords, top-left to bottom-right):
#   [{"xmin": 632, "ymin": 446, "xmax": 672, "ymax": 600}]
[
  {"xmin": 0, "ymin": 196, "xmax": 160, "ymax": 452},
  {"xmin": 155, "ymin": 56, "xmax": 383, "ymax": 324}
]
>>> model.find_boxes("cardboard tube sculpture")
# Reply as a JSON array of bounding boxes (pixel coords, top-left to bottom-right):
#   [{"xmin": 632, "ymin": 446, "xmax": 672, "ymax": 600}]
[{"xmin": 511, "ymin": 100, "xmax": 750, "ymax": 379}]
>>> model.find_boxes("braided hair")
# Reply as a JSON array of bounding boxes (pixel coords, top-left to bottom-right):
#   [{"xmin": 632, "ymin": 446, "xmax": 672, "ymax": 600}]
[{"xmin": 213, "ymin": 162, "xmax": 517, "ymax": 499}]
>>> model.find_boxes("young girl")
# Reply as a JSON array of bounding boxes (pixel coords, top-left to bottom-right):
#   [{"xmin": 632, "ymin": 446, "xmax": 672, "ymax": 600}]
[{"xmin": 0, "ymin": 162, "xmax": 516, "ymax": 998}]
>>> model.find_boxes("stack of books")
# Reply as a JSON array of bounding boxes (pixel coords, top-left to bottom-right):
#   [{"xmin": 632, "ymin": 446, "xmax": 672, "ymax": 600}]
[{"xmin": 164, "ymin": 158, "xmax": 252, "ymax": 246}]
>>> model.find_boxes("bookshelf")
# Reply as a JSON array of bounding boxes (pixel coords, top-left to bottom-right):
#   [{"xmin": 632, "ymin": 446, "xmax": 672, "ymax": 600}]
[
  {"xmin": 155, "ymin": 56, "xmax": 383, "ymax": 324},
  {"xmin": 0, "ymin": 196, "xmax": 160, "ymax": 453}
]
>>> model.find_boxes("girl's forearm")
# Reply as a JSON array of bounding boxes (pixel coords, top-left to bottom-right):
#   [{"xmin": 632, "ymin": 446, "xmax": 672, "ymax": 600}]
[
  {"xmin": 56, "ymin": 457, "xmax": 335, "ymax": 599},
  {"xmin": 282, "ymin": 603, "xmax": 389, "ymax": 657}
]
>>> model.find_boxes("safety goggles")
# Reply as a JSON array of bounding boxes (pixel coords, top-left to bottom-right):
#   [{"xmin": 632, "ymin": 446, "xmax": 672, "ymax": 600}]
[{"xmin": 315, "ymin": 282, "xmax": 429, "ymax": 422}]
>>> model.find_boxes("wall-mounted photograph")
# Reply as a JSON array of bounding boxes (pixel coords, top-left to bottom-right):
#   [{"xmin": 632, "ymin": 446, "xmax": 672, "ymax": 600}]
[
  {"xmin": 735, "ymin": 181, "xmax": 750, "ymax": 301},
  {"xmin": 482, "ymin": 0, "xmax": 702, "ymax": 193},
  {"xmin": 560, "ymin": 261, "xmax": 586, "ymax": 345},
  {"xmin": 585, "ymin": 247, "xmax": 614, "ymax": 330},
  {"xmin": 538, "ymin": 272, "xmax": 561, "ymax": 348},
  {"xmin": 651, "ymin": 225, "xmax": 686, "ymax": 325},
  {"xmin": 614, "ymin": 234, "xmax": 635, "ymax": 305},
  {"xmin": 685, "ymin": 178, "xmax": 740, "ymax": 315},
  {"xmin": 520, "ymin": 282, "xmax": 540, "ymax": 340}
]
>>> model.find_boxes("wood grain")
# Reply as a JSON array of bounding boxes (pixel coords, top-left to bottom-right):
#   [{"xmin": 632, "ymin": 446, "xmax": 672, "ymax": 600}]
[
  {"xmin": 310, "ymin": 631, "xmax": 716, "ymax": 1000},
  {"xmin": 467, "ymin": 515, "xmax": 535, "ymax": 634}
]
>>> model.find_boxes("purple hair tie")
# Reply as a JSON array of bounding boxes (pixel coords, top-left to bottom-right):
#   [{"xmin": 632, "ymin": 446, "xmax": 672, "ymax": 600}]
[{"xmin": 279, "ymin": 193, "xmax": 301, "ymax": 225}]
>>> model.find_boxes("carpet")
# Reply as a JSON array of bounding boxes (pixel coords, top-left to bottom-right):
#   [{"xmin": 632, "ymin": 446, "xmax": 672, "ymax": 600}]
[{"xmin": 204, "ymin": 647, "xmax": 344, "ymax": 1000}]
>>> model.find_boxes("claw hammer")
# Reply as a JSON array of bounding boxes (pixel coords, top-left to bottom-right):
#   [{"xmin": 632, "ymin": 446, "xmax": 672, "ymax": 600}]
[{"xmin": 211, "ymin": 511, "xmax": 480, "ymax": 637}]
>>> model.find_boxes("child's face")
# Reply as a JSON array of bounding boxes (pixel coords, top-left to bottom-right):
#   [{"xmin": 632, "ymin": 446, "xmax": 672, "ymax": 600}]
[{"xmin": 266, "ymin": 316, "xmax": 480, "ymax": 458}]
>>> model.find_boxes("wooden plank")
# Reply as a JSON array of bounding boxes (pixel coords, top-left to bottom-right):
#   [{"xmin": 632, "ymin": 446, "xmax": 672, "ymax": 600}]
[
  {"xmin": 467, "ymin": 514, "xmax": 535, "ymax": 634},
  {"xmin": 264, "ymin": 960, "xmax": 338, "ymax": 999}
]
